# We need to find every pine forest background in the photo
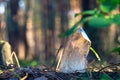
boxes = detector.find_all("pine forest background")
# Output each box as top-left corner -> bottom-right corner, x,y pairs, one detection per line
0,0 -> 120,67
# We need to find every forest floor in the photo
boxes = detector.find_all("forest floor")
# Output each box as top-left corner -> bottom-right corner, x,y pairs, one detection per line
0,63 -> 120,80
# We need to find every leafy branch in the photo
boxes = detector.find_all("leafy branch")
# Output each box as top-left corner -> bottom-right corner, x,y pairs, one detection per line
60,0 -> 120,37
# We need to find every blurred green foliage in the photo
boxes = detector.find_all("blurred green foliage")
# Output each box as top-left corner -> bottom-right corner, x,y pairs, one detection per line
100,73 -> 113,80
61,0 -> 120,37
114,14 -> 120,26
88,16 -> 112,28
111,47 -> 120,55
19,60 -> 39,67
99,0 -> 118,13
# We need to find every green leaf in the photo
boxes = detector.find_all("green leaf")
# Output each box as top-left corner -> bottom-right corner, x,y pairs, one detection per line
113,14 -> 120,26
100,1 -> 117,13
75,9 -> 97,17
111,47 -> 120,55
88,16 -> 112,28
97,0 -> 120,4
100,73 -> 113,80
97,0 -> 106,3
75,13 -> 81,17
111,0 -> 120,4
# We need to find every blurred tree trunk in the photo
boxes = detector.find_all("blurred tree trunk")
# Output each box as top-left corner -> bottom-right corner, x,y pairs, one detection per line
57,0 -> 69,44
82,0 -> 120,63
24,0 -> 35,60
7,0 -> 19,55
7,0 -> 35,60
41,0 -> 56,61
33,0 -> 43,61
7,0 -> 25,60
0,12 -> 7,40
